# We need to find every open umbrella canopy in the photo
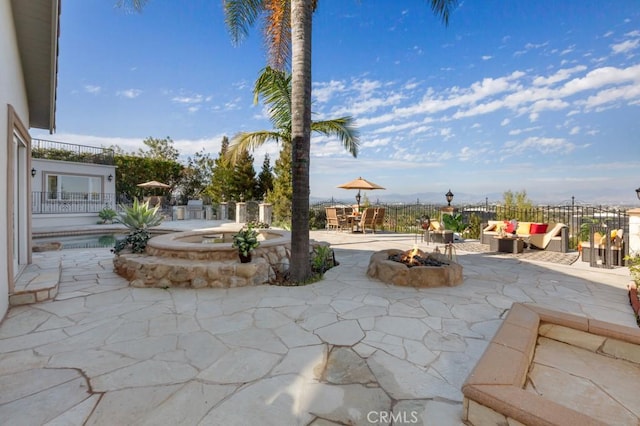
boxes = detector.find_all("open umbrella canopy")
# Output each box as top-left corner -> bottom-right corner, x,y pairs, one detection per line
337,177 -> 385,211
136,180 -> 171,189
337,177 -> 385,191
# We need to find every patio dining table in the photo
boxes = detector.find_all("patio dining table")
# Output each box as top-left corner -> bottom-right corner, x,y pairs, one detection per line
347,214 -> 361,233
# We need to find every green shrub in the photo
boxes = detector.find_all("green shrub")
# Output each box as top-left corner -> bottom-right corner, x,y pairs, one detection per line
311,245 -> 335,276
112,229 -> 151,254
625,254 -> 640,285
442,213 -> 468,233
98,207 -> 117,224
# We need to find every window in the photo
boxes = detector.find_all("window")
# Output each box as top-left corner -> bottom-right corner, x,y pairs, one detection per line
46,174 -> 102,201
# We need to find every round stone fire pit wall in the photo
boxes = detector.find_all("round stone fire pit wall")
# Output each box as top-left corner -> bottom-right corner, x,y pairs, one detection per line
366,249 -> 463,288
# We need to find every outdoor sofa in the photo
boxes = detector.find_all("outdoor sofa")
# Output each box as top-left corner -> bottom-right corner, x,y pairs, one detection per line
481,220 -> 569,253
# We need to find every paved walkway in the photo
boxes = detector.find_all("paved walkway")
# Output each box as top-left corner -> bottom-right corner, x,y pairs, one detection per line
1,223 -> 635,425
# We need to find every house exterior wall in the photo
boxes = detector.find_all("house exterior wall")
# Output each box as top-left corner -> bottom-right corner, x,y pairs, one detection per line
31,158 -> 117,229
1,0 -> 30,319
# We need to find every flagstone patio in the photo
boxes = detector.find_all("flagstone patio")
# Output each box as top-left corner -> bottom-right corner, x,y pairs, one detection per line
1,223 -> 635,425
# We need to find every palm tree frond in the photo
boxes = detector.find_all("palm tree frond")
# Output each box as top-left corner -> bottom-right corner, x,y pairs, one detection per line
224,0 -> 264,45
115,0 -> 148,13
254,67 -> 292,130
227,131 -> 284,164
263,0 -> 291,70
311,117 -> 360,158
427,0 -> 459,25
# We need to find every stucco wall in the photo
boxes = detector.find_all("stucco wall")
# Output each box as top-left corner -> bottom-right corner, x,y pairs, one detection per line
31,159 -> 117,229
0,0 -> 30,319
31,159 -> 117,195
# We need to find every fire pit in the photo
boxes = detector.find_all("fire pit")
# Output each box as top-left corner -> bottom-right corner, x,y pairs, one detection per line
367,248 -> 463,288
388,247 -> 449,267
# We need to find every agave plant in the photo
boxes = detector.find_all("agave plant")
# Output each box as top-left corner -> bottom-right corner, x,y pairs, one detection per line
112,199 -> 164,255
115,198 -> 164,231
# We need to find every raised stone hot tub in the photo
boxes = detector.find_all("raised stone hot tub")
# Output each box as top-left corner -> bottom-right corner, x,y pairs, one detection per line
366,249 -> 463,288
114,228 -> 291,288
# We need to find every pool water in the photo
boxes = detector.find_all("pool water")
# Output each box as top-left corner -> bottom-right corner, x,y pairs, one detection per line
33,234 -> 125,250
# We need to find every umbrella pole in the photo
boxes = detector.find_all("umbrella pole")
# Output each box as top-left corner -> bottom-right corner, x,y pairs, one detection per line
355,190 -> 362,212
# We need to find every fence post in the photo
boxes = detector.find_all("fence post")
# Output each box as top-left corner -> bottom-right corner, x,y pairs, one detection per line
219,202 -> 228,220
235,202 -> 247,224
259,203 -> 273,226
629,208 -> 640,257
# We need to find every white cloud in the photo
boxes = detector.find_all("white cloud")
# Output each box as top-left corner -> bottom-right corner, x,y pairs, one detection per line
117,89 -> 142,99
84,85 -> 101,94
481,55 -> 492,60
172,94 -> 204,104
504,136 -> 575,156
458,146 -> 489,162
532,65 -> 586,86
611,39 -> 640,55
582,83 -> 640,109
313,80 -> 346,103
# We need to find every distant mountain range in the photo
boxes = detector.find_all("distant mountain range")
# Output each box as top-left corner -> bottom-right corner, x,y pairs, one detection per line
312,189 -> 640,208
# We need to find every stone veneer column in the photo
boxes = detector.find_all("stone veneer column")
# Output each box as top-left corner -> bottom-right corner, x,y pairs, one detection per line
628,208 -> 640,256
259,203 -> 273,226
218,202 -> 228,220
236,202 -> 247,224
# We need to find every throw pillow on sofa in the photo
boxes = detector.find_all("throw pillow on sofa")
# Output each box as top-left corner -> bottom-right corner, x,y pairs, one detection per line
530,223 -> 548,234
516,222 -> 532,235
504,221 -> 515,233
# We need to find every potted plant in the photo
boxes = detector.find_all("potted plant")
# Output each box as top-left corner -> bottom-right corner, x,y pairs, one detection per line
625,254 -> 640,327
232,226 -> 260,263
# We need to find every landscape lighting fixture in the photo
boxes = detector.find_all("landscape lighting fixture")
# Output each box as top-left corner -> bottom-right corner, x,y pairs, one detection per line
445,189 -> 454,206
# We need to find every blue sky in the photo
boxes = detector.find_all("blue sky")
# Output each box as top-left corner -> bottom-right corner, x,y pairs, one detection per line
34,1 -> 640,205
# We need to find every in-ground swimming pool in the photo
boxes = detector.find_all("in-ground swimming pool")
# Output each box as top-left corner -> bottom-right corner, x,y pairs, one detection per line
32,234 -> 125,250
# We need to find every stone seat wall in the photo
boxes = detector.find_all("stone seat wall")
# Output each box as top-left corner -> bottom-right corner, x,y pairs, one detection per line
114,254 -> 272,288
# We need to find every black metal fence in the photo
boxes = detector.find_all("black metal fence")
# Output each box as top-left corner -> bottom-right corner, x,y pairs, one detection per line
32,138 -> 115,165
310,200 -> 630,253
32,192 -> 116,214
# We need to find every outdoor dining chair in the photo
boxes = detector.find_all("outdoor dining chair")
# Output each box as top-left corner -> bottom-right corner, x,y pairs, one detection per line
326,207 -> 349,231
373,207 -> 385,233
358,207 -> 377,234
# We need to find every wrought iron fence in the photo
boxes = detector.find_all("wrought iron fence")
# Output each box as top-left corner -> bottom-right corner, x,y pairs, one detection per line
32,138 -> 115,165
310,200 -> 629,253
32,192 -> 116,214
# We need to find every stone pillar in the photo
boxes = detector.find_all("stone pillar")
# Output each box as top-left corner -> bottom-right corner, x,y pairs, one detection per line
236,202 -> 247,224
259,203 -> 273,226
219,202 -> 228,220
628,208 -> 640,256
440,206 -> 458,216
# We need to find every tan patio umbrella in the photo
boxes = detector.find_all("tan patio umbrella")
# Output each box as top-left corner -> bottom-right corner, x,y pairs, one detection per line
137,180 -> 171,189
137,180 -> 171,199
337,177 -> 386,211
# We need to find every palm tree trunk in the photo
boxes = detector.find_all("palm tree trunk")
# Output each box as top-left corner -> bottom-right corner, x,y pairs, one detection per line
289,0 -> 313,282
